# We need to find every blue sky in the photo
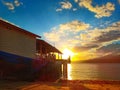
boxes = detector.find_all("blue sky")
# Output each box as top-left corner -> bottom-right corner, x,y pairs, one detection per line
1,0 -> 120,60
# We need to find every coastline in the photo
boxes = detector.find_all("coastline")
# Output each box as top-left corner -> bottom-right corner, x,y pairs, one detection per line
0,79 -> 120,90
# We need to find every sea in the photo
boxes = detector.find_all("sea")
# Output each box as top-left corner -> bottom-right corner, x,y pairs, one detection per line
67,63 -> 120,80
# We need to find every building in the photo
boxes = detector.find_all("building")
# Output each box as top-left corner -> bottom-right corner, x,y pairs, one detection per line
0,19 -> 41,79
0,19 -> 63,80
36,39 -> 62,60
0,19 -> 41,60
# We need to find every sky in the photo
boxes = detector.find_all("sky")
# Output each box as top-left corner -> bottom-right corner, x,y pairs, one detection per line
0,0 -> 120,61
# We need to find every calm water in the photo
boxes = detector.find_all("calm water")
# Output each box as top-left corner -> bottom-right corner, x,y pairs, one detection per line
68,63 -> 120,80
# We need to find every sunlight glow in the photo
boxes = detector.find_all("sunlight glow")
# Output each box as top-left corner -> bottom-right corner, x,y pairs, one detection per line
62,48 -> 74,59
68,64 -> 72,80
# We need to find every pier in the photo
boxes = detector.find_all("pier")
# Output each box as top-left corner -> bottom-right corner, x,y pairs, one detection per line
0,19 -> 70,81
56,59 -> 71,79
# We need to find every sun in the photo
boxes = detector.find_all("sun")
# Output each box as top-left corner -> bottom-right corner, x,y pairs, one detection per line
62,48 -> 74,59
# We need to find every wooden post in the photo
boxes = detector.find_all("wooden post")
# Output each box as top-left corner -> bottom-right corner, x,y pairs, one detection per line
60,54 -> 62,59
58,53 -> 59,59
68,56 -> 71,63
63,62 -> 67,79
0,71 -> 3,80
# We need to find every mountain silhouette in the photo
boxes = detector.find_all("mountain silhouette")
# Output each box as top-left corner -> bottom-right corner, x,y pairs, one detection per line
81,54 -> 120,63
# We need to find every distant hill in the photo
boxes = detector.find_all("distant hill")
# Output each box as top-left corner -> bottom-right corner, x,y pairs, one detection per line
80,55 -> 120,63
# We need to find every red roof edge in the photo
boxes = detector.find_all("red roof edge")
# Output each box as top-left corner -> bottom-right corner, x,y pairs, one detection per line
0,19 -> 41,38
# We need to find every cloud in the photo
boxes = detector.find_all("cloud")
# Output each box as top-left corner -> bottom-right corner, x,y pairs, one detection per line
74,0 -> 79,3
44,20 -> 120,52
97,42 -> 120,55
60,1 -> 72,9
73,21 -> 120,54
56,1 -> 72,11
73,8 -> 77,11
2,0 -> 22,11
118,0 -> 120,4
94,30 -> 120,43
56,8 -> 62,12
76,0 -> 115,18
73,44 -> 99,52
59,20 -> 90,33
44,29 -> 61,42
44,21 -> 120,59
44,20 -> 90,49
2,1 -> 14,10
14,0 -> 22,7
95,22 -> 120,43
57,0 -> 115,18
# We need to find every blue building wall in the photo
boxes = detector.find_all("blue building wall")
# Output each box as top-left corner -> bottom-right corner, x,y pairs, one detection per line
0,51 -> 32,64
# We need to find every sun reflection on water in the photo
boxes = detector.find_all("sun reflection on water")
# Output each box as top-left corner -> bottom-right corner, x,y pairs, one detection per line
68,64 -> 72,80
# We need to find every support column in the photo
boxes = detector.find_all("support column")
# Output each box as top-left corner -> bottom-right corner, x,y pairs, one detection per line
58,53 -> 59,59
63,62 -> 68,79
0,71 -> 3,80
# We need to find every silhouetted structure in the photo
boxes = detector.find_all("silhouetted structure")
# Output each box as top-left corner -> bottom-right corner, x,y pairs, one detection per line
0,19 -> 69,81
